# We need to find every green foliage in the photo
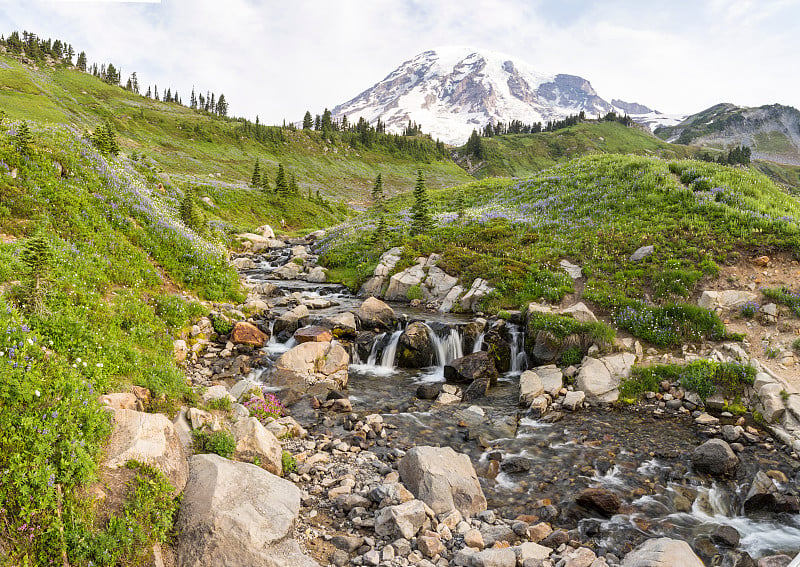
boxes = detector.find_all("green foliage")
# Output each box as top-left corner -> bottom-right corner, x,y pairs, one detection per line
559,346 -> 584,367
19,227 -> 54,310
90,120 -> 119,156
14,120 -> 33,155
180,187 -> 207,234
275,163 -> 289,197
244,394 -> 285,425
251,158 -> 261,187
611,301 -> 730,347
761,287 -> 800,316
406,284 -> 423,301
620,360 -> 755,402
152,293 -> 205,330
211,314 -> 234,336
282,451 -> 297,475
792,338 -> 800,354
206,396 -> 232,412
652,268 -> 703,300
619,365 -> 677,400
740,301 -> 759,318
527,312 -> 616,345
192,428 -> 236,458
410,169 -> 431,235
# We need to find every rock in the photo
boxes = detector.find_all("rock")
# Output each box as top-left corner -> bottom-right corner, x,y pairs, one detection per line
698,290 -> 758,311
256,224 -> 275,239
711,525 -> 741,548
576,488 -> 621,517
501,456 -> 531,473
306,266 -> 327,283
576,353 -> 635,403
104,409 -> 188,493
694,412 -> 720,426
174,454 -> 317,567
374,499 -> 429,540
230,321 -> 268,347
397,322 -> 435,368
328,312 -> 358,336
273,304 -> 310,338
540,529 -> 569,549
232,256 -> 257,270
460,278 -> 495,313
757,555 -> 793,567
629,245 -> 654,262
174,339 -> 189,363
355,297 -> 397,331
273,341 -> 349,391
721,424 -> 741,443
468,548 -> 516,567
535,365 -> 564,396
398,446 -> 487,517
744,471 -> 800,515
519,370 -> 545,405
692,439 -> 739,477
359,247 -> 403,298
439,285 -> 465,313
423,266 -> 459,304
273,261 -> 304,280
484,327 -> 512,373
562,547 -> 598,567
620,537 -> 704,566
294,326 -> 333,343
99,392 -> 140,411
445,351 -> 499,384
760,303 -> 778,324
230,379 -> 264,403
561,302 -> 597,323
384,258 -> 426,301
417,533 -> 445,558
417,382 -> 443,400
563,390 -> 585,411
560,259 -> 583,279
305,229 -> 325,241
201,385 -> 234,404
464,528 -> 485,549
527,523 -> 553,543
232,417 -> 283,475
461,377 -> 491,403
331,535 -> 364,553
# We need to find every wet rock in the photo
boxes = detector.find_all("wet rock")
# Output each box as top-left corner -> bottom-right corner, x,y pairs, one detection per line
461,320 -> 487,353
294,325 -> 333,343
744,471 -> 800,515
398,445 -> 487,517
519,370 -> 545,405
397,322 -> 435,368
692,439 -> 739,477
174,454 -> 317,567
721,550 -> 757,567
711,524 -> 741,548
531,329 -> 561,364
620,537 -> 704,566
484,327 -> 512,373
576,488 -> 621,517
417,382 -> 442,400
757,555 -> 793,567
445,351 -> 499,384
230,321 -> 268,347
461,376 -> 490,402
273,304 -> 310,338
355,297 -> 397,331
501,456 -> 532,473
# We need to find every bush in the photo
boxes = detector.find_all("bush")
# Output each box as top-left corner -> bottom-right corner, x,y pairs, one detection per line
559,346 -> 584,367
211,314 -> 234,336
406,284 -> 423,301
793,338 -> 800,354
244,394 -> 285,425
740,301 -> 758,318
206,396 -> 232,412
762,287 -> 800,316
527,312 -> 615,345
153,293 -> 205,329
612,301 -> 729,346
192,429 -> 236,458
282,451 -> 297,475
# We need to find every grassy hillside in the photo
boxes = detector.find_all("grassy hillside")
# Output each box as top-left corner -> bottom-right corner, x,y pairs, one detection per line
454,122 -> 693,179
753,160 -> 800,194
0,53 -> 473,204
321,155 -> 800,343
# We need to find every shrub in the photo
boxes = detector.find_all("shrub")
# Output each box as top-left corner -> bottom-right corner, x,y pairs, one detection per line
762,287 -> 800,316
206,396 -> 232,412
244,394 -> 285,425
211,314 -> 234,336
652,268 -> 703,299
406,284 -> 423,301
612,301 -> 729,347
282,451 -> 297,475
619,364 -> 681,401
192,429 -> 236,458
793,338 -> 800,354
153,293 -> 205,330
527,312 -> 615,345
559,346 -> 584,367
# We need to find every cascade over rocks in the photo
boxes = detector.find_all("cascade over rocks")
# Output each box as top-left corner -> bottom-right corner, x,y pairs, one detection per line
397,322 -> 435,368
273,304 -> 310,339
744,471 -> 800,515
174,454 -> 318,567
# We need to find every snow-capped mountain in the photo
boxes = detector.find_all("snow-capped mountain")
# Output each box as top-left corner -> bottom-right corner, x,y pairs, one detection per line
332,47 -> 683,145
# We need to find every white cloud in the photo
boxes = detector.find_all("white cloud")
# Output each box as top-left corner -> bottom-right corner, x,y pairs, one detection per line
1,0 -> 798,122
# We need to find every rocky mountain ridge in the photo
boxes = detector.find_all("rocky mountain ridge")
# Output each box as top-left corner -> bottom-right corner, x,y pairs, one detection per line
332,46 -> 683,145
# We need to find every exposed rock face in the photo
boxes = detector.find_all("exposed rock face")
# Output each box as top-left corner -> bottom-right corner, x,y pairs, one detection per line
397,322 -> 435,368
174,454 -> 318,567
692,439 -> 739,477
620,537 -> 704,566
698,290 -> 758,311
422,265 -> 458,304
305,266 -> 327,283
231,321 -> 268,347
444,351 -> 498,384
398,446 -> 487,517
273,342 -> 349,391
359,247 -> 403,298
384,258 -> 426,302
232,417 -> 283,475
460,278 -> 494,312
575,353 -> 635,403
355,297 -> 397,331
104,408 -> 188,493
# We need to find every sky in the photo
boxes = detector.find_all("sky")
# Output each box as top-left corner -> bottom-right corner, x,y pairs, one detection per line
1,0 -> 799,123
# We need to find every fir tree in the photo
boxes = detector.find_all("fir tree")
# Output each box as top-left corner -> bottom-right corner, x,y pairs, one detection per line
190,87 -> 197,109
371,173 -> 385,214
251,159 -> 261,187
20,227 -> 53,312
303,111 -> 313,130
145,85 -> 152,98
289,173 -> 299,195
260,169 -> 270,192
76,51 -> 87,71
455,192 -> 466,220
372,215 -> 388,246
410,169 -> 431,235
180,188 -> 206,234
14,121 -> 33,155
466,129 -> 485,160
275,164 -> 289,197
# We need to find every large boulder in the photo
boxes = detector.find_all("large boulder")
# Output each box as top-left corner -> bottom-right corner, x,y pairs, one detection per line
484,327 -> 512,373
384,258 -> 426,301
231,321 -> 268,347
422,266 -> 458,304
273,342 -> 349,391
621,537 -> 704,566
439,285 -> 465,313
232,417 -> 283,475
305,266 -> 327,283
174,454 -> 318,567
273,304 -> 310,338
104,408 -> 188,493
534,365 -> 564,397
255,224 -> 275,239
294,326 -> 333,343
561,302 -> 598,323
744,471 -> 800,515
576,353 -> 636,403
398,446 -> 487,517
692,439 -> 739,477
273,261 -> 303,280
519,370 -> 545,405
459,278 -> 494,312
445,351 -> 499,384
698,290 -> 758,311
355,297 -> 397,332
397,322 -> 436,368
358,247 -> 403,298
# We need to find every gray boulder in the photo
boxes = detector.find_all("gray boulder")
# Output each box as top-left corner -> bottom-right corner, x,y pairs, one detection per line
629,245 -> 654,262
692,439 -> 739,477
273,304 -> 310,338
355,297 -> 397,332
698,290 -> 758,311
232,417 -> 283,476
273,341 -> 349,391
445,351 -> 499,384
744,471 -> 800,515
374,499 -> 429,540
460,278 -> 495,312
621,537 -> 704,566
519,370 -> 545,405
384,258 -> 426,301
397,322 -> 435,368
576,353 -> 635,403
358,247 -> 403,298
174,454 -> 318,567
398,446 -> 487,517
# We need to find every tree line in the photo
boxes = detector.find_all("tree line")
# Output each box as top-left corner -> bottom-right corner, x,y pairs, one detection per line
697,145 -> 752,165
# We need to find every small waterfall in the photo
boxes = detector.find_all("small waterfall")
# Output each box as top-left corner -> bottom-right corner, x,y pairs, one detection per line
380,331 -> 402,368
472,332 -> 485,353
426,324 -> 463,367
508,324 -> 528,374
350,343 -> 362,365
366,332 -> 386,366
267,320 -> 276,345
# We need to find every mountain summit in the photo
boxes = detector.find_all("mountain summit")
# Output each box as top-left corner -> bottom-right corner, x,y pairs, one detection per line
333,47 -> 679,145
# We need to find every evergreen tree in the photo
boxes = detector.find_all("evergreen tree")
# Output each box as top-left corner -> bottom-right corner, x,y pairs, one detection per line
165,88 -> 172,102
260,168 -> 270,192
371,173 -> 385,214
466,129 -> 485,160
372,215 -> 388,246
314,115 -> 321,130
289,173 -> 299,195
76,51 -> 87,71
215,94 -> 227,116
145,85 -> 152,98
180,188 -> 206,234
154,85 -> 159,101
410,169 -> 431,236
275,164 -> 289,196
251,159 -> 261,187
14,121 -> 33,155
303,111 -> 313,130
190,87 -> 197,109
20,227 -> 53,312
91,121 -> 119,156
455,192 -> 466,220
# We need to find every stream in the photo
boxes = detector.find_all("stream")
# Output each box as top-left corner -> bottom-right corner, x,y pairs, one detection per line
240,244 -> 800,561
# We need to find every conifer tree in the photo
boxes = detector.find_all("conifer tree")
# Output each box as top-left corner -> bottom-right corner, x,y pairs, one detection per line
14,121 -> 33,155
190,87 -> 197,109
289,173 -> 299,195
260,168 -> 270,192
455,192 -> 466,220
251,159 -> 261,187
145,85 -> 152,98
275,164 -> 289,197
372,215 -> 388,246
76,51 -> 87,71
21,227 -> 53,312
303,111 -> 313,130
371,173 -> 385,214
180,188 -> 206,234
410,169 -> 431,236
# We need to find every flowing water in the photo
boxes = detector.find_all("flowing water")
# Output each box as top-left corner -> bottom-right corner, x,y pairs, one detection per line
242,245 -> 800,560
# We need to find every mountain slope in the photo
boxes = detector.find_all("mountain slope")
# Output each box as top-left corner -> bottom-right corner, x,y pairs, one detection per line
332,46 -> 682,145
655,103 -> 800,166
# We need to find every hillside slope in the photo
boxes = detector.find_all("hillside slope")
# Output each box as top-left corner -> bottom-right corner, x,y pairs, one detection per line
453,121 -> 693,179
0,53 -> 473,204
